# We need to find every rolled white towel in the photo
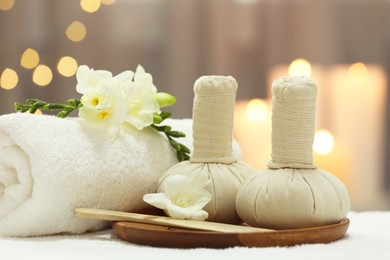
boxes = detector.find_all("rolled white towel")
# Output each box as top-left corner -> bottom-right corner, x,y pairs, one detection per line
0,113 -> 195,237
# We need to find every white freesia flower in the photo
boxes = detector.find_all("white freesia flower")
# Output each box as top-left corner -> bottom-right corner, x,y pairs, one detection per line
75,64 -> 166,138
76,65 -> 132,139
79,82 -> 129,139
125,65 -> 160,130
76,65 -> 134,95
76,65 -> 113,94
143,172 -> 212,221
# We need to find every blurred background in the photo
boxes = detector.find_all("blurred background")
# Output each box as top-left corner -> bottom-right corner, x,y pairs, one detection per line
1,0 -> 389,211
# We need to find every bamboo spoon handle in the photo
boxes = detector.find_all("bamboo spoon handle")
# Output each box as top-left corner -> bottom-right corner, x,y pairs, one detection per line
74,208 -> 273,233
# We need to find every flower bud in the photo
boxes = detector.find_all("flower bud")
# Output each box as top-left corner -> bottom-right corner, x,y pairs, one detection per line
153,114 -> 163,124
155,92 -> 176,108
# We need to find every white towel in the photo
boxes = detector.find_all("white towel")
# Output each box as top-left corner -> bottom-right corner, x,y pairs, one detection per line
0,113 -> 196,237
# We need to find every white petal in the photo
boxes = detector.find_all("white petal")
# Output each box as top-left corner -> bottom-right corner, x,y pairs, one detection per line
126,113 -> 153,130
78,106 -> 99,122
94,69 -> 112,79
165,204 -> 208,221
165,204 -> 193,219
143,193 -> 171,210
76,65 -> 90,82
190,210 -> 209,221
134,65 -> 154,87
76,65 -> 91,94
135,64 -> 145,75
114,70 -> 134,82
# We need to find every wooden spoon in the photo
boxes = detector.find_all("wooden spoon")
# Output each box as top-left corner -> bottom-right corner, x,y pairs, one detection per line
74,208 -> 273,233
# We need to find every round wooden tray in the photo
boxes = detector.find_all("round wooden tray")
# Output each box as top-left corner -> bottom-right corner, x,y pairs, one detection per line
113,218 -> 349,248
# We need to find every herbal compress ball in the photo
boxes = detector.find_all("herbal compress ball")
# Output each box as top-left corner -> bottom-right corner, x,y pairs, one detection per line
236,76 -> 350,229
158,76 -> 256,224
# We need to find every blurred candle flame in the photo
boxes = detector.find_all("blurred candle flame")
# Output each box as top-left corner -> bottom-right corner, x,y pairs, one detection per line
246,98 -> 268,122
313,129 -> 334,155
348,62 -> 368,85
288,58 -> 312,77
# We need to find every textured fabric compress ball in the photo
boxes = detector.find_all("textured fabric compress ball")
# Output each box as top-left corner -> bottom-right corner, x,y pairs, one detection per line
236,168 -> 350,229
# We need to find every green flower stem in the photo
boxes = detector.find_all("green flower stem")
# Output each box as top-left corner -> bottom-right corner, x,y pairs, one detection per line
14,98 -> 82,118
151,124 -> 190,162
14,98 -> 190,161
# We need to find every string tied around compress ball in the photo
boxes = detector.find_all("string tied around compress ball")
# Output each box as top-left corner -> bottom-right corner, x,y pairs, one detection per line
267,76 -> 317,169
190,76 -> 237,164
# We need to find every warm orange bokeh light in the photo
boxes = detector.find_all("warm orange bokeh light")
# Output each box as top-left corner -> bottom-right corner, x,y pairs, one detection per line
57,56 -> 78,77
32,65 -> 53,87
246,98 -> 268,122
288,58 -> 312,77
20,48 -> 40,69
66,21 -> 87,42
313,129 -> 335,155
80,0 -> 101,13
348,62 -> 368,85
0,0 -> 15,11
0,68 -> 18,90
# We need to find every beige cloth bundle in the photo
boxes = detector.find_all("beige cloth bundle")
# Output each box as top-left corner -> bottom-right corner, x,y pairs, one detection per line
236,76 -> 350,229
158,76 -> 256,224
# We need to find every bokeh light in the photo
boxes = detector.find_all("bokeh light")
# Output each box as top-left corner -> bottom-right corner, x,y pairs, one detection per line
32,65 -> 53,87
246,98 -> 268,122
288,58 -> 312,77
0,68 -> 18,90
348,62 -> 368,85
66,21 -> 87,42
313,129 -> 335,155
57,56 -> 78,77
20,48 -> 40,69
0,0 -> 15,11
80,0 -> 101,13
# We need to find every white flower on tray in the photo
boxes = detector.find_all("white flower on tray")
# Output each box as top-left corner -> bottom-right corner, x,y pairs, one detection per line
143,172 -> 212,221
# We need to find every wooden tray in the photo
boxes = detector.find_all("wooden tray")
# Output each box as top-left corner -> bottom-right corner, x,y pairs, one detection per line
113,218 -> 349,248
